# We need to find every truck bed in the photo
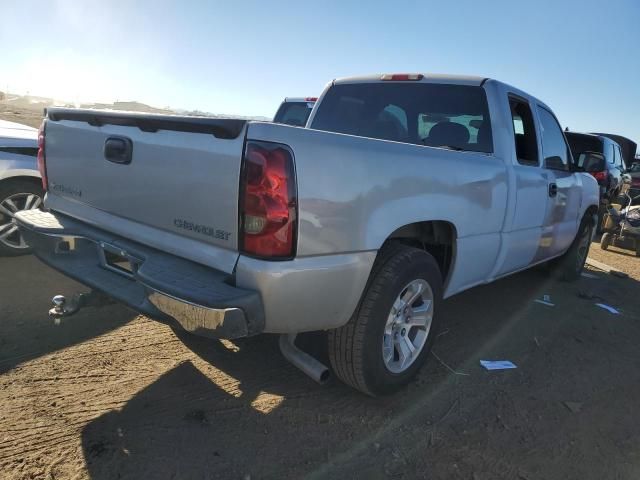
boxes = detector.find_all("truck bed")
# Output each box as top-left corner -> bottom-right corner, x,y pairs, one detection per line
43,108 -> 248,273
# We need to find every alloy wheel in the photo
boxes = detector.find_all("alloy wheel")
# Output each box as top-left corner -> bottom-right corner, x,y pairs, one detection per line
0,193 -> 43,250
382,278 -> 434,374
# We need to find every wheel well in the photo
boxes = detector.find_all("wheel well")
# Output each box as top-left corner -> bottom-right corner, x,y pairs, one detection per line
1,175 -> 42,191
383,221 -> 456,281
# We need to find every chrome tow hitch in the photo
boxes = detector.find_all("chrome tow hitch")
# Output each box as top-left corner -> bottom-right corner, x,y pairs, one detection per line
49,291 -> 116,321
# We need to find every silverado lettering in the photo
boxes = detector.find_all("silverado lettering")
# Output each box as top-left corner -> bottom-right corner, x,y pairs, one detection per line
50,182 -> 82,198
173,218 -> 231,241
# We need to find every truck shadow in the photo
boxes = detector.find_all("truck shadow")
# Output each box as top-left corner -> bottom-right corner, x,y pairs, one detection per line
80,265 -> 638,479
0,255 -> 135,374
81,341 -> 407,480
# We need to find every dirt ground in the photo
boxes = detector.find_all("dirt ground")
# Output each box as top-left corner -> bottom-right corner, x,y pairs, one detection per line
0,106 -> 44,129
0,241 -> 639,480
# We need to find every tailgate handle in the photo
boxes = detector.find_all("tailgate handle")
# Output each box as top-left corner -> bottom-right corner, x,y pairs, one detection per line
104,136 -> 133,165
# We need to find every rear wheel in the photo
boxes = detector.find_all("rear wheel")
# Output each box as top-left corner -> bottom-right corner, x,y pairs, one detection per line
0,179 -> 44,256
328,244 -> 443,396
550,216 -> 593,281
600,232 -> 612,250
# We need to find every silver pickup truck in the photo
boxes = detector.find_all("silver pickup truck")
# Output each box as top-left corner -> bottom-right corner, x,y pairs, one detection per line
16,73 -> 599,395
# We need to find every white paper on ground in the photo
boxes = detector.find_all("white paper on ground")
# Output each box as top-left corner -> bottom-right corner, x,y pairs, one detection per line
480,360 -> 518,370
534,299 -> 555,307
595,303 -> 620,315
581,272 -> 598,279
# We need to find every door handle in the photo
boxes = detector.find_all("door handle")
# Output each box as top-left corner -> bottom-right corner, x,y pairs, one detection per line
548,183 -> 558,197
104,136 -> 133,165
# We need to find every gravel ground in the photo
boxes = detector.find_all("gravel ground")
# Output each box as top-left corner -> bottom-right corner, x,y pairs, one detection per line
1,242 -> 639,479
588,237 -> 640,279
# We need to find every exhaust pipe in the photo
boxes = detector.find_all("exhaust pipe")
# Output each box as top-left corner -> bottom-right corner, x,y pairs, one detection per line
279,333 -> 330,384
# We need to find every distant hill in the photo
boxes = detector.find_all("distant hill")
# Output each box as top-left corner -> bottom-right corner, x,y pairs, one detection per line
79,100 -> 172,114
0,92 -> 269,121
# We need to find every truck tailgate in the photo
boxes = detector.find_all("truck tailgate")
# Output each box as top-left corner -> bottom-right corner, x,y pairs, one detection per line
43,109 -> 247,270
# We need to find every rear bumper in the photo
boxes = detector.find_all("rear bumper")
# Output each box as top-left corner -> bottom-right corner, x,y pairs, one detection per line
15,209 -> 264,339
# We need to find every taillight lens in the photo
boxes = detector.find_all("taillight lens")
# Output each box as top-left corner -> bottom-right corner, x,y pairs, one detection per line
240,141 -> 297,259
37,120 -> 48,191
591,170 -> 608,183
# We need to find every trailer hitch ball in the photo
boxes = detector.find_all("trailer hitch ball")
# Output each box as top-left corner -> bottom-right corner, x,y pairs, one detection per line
52,295 -> 66,309
48,290 -> 115,322
50,295 -> 68,320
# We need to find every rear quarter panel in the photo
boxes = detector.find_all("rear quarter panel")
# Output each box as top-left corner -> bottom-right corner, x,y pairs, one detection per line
579,172 -> 601,219
246,122 -> 509,296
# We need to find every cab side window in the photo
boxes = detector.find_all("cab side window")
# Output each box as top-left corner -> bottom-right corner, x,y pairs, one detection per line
537,106 -> 570,171
509,97 -> 538,166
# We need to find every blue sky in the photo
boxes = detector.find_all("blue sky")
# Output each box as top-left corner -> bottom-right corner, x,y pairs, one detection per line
2,0 -> 639,144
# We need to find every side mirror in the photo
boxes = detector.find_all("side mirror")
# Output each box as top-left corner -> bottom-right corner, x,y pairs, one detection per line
545,155 -> 566,170
576,151 -> 606,173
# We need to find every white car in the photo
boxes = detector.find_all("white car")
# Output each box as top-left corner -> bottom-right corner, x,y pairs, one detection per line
0,120 -> 44,255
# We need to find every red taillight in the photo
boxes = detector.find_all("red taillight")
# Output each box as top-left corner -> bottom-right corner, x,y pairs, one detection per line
632,177 -> 640,187
591,170 -> 608,183
37,120 -> 48,191
240,141 -> 297,259
304,97 -> 318,102
381,73 -> 424,81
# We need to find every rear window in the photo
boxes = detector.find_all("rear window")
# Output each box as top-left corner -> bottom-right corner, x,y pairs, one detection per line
273,102 -> 314,127
311,83 -> 493,153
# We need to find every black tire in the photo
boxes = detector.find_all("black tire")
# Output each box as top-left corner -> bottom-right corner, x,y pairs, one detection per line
550,215 -> 593,282
328,243 -> 443,396
0,179 -> 44,256
600,232 -> 612,251
595,208 -> 604,234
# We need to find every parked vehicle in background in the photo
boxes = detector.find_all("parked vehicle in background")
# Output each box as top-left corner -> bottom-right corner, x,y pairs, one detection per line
628,161 -> 640,204
17,73 -> 599,396
594,134 -> 637,204
0,120 -> 44,255
273,97 -> 316,126
565,132 -> 628,230
591,133 -> 637,169
601,192 -> 640,256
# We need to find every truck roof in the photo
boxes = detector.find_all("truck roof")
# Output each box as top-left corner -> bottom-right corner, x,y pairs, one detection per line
566,131 -> 603,141
333,73 -> 487,86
